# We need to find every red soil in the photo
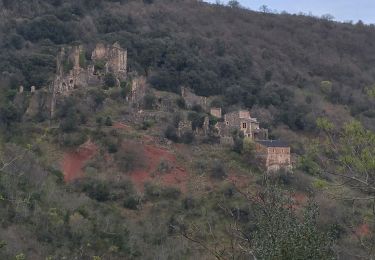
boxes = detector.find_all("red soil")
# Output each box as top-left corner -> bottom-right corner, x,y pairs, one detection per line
62,141 -> 98,182
129,144 -> 188,192
113,122 -> 131,130
355,223 -> 370,237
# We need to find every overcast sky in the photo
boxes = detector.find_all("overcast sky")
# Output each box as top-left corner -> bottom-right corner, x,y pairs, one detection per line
207,0 -> 375,24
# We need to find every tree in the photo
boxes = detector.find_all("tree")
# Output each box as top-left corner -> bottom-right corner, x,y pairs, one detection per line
104,73 -> 117,88
175,185 -> 335,259
259,5 -> 271,13
314,119 -> 375,258
316,119 -> 375,197
227,0 -> 240,8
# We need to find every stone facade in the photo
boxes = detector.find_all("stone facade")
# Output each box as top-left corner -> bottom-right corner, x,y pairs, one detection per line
181,87 -> 207,110
255,140 -> 291,172
129,76 -> 147,103
210,107 -> 222,118
91,42 -> 127,80
218,110 -> 267,140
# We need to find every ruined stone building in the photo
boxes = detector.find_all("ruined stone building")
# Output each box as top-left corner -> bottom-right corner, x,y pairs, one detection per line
212,108 -> 268,142
129,76 -> 147,104
50,42 -> 128,116
255,140 -> 291,172
181,87 -> 207,110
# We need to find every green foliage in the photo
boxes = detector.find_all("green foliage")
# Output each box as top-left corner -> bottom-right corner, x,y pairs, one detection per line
316,117 -> 335,132
251,189 -> 335,259
63,59 -> 74,73
79,51 -> 87,68
320,80 -> 333,95
104,73 -> 117,88
83,179 -> 110,202
176,97 -> 186,109
298,155 -> 321,175
105,116 -> 113,126
123,196 -> 140,210
227,0 -> 240,8
187,112 -> 205,130
94,59 -> 106,72
17,15 -> 74,44
312,179 -> 329,189
180,131 -> 194,144
366,84 -> 375,98
164,125 -> 178,142
143,92 -> 156,110
210,160 -> 227,180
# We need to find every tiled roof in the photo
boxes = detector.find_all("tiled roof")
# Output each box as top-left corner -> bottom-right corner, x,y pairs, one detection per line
256,140 -> 289,147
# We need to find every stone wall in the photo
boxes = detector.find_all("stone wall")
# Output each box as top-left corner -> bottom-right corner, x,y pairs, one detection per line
181,87 -> 207,110
130,76 -> 147,103
255,143 -> 291,172
210,107 -> 222,118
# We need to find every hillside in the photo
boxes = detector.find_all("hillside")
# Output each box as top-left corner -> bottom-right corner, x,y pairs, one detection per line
1,0 -> 375,133
0,0 -> 374,259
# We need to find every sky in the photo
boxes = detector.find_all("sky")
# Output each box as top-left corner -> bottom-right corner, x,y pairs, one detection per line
207,0 -> 375,24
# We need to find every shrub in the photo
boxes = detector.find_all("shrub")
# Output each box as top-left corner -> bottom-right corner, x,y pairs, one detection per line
210,161 -> 227,180
105,116 -> 113,126
143,92 -> 156,109
107,142 -> 118,154
165,125 -> 178,142
82,179 -> 110,202
176,97 -> 186,109
115,144 -> 145,173
320,81 -> 333,95
60,132 -> 87,147
104,73 -> 117,89
180,131 -> 194,144
123,196 -> 140,210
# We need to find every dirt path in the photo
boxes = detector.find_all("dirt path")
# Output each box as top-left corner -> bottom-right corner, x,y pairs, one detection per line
62,141 -> 98,182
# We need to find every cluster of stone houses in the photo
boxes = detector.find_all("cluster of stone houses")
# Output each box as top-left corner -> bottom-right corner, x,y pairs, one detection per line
17,42 -> 291,172
181,87 -> 292,172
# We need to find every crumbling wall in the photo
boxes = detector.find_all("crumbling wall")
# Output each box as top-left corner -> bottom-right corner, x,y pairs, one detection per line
181,87 -> 207,110
210,107 -> 222,118
130,76 -> 147,103
92,42 -> 127,80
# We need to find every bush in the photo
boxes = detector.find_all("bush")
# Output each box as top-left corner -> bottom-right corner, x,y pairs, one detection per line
180,131 -> 194,144
123,196 -> 140,210
115,144 -> 144,173
210,161 -> 227,180
83,180 -> 110,202
176,97 -> 186,109
60,132 -> 87,147
165,125 -> 178,142
143,93 -> 156,109
105,116 -> 113,126
104,73 -> 117,89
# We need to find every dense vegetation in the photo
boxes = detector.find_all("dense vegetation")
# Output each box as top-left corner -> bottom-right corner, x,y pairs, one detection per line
0,0 -> 374,259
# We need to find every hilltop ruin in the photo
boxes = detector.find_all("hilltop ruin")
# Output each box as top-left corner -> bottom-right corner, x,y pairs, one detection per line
50,42 -> 128,116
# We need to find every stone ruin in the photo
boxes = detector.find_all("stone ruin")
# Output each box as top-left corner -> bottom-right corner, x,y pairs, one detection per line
129,76 -> 147,104
52,42 -> 127,96
212,109 -> 268,144
50,42 -> 128,116
181,87 -> 207,110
